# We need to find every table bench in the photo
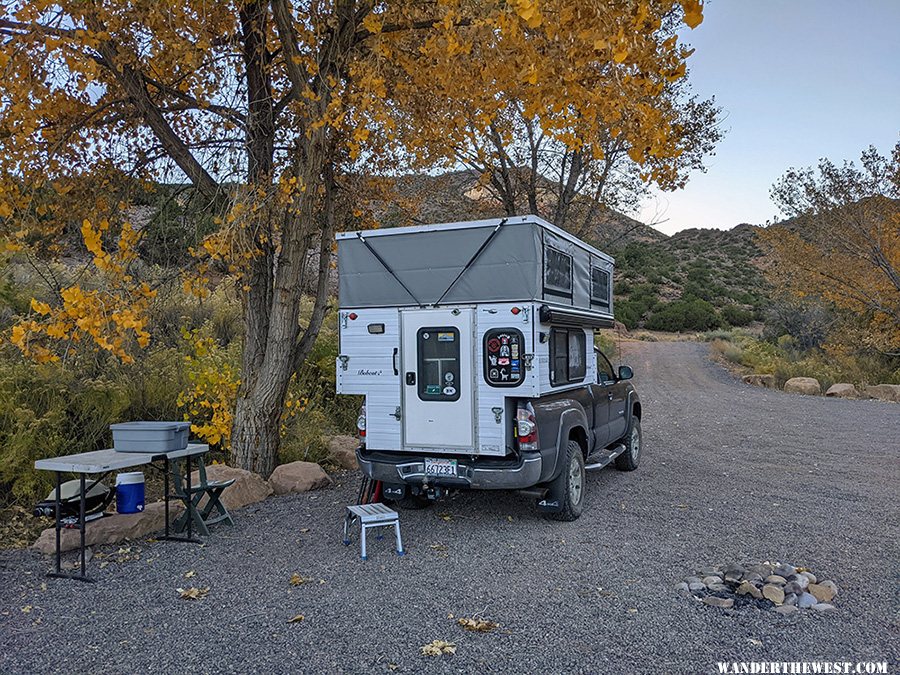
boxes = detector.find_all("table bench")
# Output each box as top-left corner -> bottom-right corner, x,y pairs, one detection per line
34,443 -> 210,582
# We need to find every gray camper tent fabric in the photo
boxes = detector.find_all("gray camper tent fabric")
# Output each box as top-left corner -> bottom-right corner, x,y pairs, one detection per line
337,216 -> 614,316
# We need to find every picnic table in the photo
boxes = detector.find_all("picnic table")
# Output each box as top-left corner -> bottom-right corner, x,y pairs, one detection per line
34,443 -> 210,582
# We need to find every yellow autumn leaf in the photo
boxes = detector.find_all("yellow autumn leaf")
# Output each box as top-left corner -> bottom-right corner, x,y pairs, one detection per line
682,0 -> 704,28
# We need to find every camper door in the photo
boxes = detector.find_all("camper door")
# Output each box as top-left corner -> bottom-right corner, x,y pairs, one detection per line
401,308 -> 475,450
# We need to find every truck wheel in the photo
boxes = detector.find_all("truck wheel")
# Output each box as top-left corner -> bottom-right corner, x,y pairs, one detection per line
615,417 -> 641,471
549,440 -> 585,521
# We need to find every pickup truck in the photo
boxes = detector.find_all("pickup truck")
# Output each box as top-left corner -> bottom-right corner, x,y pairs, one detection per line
357,346 -> 642,522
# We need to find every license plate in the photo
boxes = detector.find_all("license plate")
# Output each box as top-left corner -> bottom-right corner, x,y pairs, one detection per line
424,458 -> 457,477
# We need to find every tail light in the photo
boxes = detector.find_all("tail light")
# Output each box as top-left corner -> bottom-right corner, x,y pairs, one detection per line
357,404 -> 366,441
516,402 -> 538,452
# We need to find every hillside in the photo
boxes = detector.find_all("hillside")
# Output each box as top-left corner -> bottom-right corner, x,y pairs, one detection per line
613,223 -> 770,330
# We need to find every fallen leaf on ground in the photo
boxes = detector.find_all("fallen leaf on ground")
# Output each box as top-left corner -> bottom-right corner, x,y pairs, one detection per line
438,513 -> 452,521
748,638 -> 762,646
421,640 -> 456,656
457,617 -> 499,632
290,573 -> 312,586
299,528 -> 310,533
184,570 -> 196,579
287,614 -> 305,623
21,605 -> 32,613
506,515 -> 513,522
176,586 -> 209,600
429,543 -> 448,551
39,582 -> 47,592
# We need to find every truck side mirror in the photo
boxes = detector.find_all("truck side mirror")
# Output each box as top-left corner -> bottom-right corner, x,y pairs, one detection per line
617,365 -> 634,380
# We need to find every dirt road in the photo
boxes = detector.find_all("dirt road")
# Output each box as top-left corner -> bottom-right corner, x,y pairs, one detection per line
2,341 -> 898,673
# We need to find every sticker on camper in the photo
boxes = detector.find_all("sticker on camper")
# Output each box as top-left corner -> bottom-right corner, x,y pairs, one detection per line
426,385 -> 441,394
442,386 -> 456,396
444,372 -> 454,383
437,332 -> 455,342
498,357 -> 510,366
487,338 -> 501,352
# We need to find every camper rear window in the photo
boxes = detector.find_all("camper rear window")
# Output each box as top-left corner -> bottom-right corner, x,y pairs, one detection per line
417,327 -> 461,401
550,328 -> 586,385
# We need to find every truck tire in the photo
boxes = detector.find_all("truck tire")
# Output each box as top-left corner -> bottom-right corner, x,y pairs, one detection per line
615,416 -> 641,471
549,440 -> 585,521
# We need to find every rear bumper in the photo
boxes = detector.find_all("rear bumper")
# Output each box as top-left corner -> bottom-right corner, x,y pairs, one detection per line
356,447 -> 542,490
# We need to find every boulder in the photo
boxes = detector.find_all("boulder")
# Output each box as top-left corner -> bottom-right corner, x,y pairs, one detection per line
268,461 -> 331,495
327,435 -> 360,470
762,584 -> 785,605
742,374 -> 776,389
702,596 -> 734,609
825,383 -> 858,398
737,581 -> 762,599
864,384 -> 900,402
33,501 -> 182,554
190,464 -> 272,511
808,582 -> 836,603
783,377 -> 821,395
797,592 -> 818,608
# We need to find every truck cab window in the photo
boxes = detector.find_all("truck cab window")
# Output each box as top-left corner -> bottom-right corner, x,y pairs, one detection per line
417,327 -> 461,401
550,327 -> 586,385
596,348 -> 616,384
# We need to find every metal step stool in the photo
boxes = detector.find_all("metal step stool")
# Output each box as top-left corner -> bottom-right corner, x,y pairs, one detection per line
343,503 -> 404,560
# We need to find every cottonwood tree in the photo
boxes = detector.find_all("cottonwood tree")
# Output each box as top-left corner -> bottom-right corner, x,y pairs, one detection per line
452,56 -> 722,239
758,143 -> 900,355
1,0 -> 708,476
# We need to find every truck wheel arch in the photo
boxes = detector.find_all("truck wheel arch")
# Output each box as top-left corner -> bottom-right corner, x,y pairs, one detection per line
547,407 -> 589,481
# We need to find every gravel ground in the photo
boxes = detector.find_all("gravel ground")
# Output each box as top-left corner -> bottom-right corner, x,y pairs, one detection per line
2,341 -> 899,674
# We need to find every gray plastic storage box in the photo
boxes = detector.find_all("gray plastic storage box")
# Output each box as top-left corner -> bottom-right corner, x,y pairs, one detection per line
110,421 -> 191,453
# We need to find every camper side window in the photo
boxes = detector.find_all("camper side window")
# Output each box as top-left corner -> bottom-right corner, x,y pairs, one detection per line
591,267 -> 611,309
550,328 -> 586,386
544,246 -> 573,298
484,328 -> 525,387
416,327 -> 461,401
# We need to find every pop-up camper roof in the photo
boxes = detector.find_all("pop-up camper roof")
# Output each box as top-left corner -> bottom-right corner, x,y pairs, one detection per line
336,215 -> 614,321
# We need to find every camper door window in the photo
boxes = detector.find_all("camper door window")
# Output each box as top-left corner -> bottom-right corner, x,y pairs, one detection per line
550,328 -> 587,386
416,327 -> 461,401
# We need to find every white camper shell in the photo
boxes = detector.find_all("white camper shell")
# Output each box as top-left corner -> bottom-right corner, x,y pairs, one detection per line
335,215 -> 615,461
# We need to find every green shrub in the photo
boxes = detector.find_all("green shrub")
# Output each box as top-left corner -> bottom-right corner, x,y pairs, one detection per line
645,298 -> 721,332
722,304 -> 754,327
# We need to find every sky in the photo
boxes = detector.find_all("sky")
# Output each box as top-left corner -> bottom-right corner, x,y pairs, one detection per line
638,0 -> 900,235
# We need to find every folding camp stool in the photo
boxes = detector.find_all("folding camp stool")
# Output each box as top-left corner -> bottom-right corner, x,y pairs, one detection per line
343,503 -> 404,560
172,461 -> 235,537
